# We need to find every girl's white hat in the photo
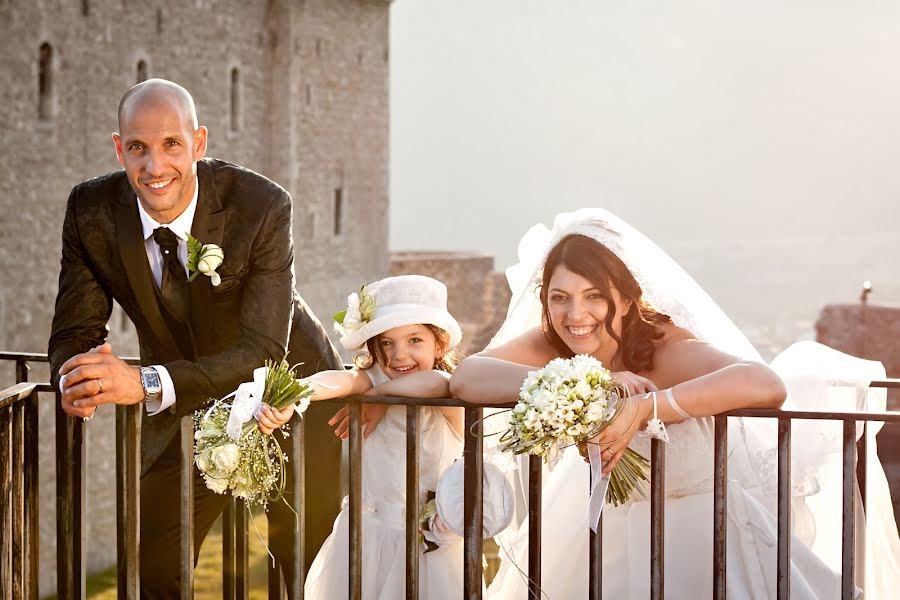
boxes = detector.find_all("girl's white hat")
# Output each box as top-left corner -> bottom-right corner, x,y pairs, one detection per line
335,275 -> 463,351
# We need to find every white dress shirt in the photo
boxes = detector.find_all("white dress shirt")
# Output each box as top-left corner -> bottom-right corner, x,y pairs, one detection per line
136,181 -> 199,415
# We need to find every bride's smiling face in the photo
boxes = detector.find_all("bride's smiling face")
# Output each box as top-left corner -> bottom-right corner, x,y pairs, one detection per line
546,265 -> 630,361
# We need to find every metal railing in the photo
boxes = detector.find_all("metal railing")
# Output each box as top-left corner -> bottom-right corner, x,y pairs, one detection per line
1,350 -> 897,599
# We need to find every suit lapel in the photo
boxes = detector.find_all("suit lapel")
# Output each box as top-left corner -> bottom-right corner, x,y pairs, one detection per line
114,179 -> 181,357
189,161 -> 226,348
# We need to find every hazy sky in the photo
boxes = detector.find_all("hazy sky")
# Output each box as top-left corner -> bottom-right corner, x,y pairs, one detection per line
389,0 -> 900,350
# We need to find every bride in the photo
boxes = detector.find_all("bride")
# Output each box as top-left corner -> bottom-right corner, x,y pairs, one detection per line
450,209 -> 900,599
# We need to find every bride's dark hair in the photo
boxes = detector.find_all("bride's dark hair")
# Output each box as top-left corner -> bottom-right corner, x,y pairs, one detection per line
540,234 -> 671,372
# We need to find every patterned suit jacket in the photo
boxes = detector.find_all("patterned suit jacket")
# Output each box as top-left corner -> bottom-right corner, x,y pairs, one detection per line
48,158 -> 341,475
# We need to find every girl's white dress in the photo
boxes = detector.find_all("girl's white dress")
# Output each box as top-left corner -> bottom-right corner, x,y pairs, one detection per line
304,366 -> 465,599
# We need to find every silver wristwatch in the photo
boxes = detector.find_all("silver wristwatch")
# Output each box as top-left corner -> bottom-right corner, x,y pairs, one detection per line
140,367 -> 162,404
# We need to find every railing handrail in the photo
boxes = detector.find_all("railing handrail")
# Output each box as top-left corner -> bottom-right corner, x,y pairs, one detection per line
0,351 -> 141,364
0,382 -> 39,409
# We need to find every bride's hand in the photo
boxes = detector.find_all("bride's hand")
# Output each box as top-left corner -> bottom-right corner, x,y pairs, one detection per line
611,371 -> 658,397
590,393 -> 653,475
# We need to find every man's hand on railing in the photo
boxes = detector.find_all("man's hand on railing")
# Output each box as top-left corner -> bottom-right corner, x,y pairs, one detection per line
59,343 -> 144,418
328,389 -> 389,440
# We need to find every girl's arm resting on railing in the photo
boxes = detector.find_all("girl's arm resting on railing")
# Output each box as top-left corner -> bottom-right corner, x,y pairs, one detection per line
330,371 -> 463,438
372,371 -> 461,435
258,369 -> 373,435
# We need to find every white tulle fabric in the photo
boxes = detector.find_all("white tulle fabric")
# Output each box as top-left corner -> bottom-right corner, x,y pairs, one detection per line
485,208 -> 899,599
304,366 -> 465,599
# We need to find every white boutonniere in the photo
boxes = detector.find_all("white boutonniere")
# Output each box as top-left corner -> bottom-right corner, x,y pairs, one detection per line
332,284 -> 376,336
186,233 -> 224,286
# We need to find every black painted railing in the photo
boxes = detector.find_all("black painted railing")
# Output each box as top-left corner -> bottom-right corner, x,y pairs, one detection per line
1,350 -> 897,599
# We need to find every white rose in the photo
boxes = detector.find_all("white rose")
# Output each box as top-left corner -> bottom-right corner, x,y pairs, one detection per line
206,477 -> 229,494
196,451 -> 211,473
197,244 -> 224,286
211,443 -> 240,473
513,402 -> 528,414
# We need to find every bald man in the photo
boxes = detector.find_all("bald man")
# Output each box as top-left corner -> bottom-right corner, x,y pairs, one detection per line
49,79 -> 342,597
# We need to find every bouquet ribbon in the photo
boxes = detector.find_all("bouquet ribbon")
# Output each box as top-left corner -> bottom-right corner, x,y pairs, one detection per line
221,366 -> 267,441
587,442 -> 610,532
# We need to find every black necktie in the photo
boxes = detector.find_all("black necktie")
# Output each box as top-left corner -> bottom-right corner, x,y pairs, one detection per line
152,227 -> 190,323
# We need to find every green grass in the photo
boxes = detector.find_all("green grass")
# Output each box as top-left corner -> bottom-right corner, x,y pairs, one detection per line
48,514 -> 275,599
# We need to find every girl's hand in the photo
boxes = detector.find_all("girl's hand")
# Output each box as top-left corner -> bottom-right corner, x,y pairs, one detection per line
328,389 -> 389,440
257,403 -> 295,435
589,393 -> 653,475
611,371 -> 658,397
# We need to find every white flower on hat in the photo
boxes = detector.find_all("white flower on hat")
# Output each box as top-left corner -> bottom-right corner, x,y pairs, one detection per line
333,285 -> 376,336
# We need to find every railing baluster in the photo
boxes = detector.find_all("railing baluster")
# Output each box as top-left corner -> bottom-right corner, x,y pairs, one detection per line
857,422 -> 867,593
650,438 -> 665,600
463,406 -> 484,599
288,414 -> 306,600
713,415 -> 727,600
55,394 -> 86,599
776,417 -> 791,600
588,484 -> 601,600
12,396 -> 25,598
348,403 -> 362,600
23,390 -> 39,600
405,406 -> 420,600
841,420 -> 856,600
528,454 -> 542,600
116,404 -> 141,599
1,406 -> 10,600
223,500 -> 236,599
235,499 -> 249,600
181,415 -> 195,598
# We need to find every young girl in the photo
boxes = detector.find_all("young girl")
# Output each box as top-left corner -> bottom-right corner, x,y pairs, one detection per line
260,274 -> 465,599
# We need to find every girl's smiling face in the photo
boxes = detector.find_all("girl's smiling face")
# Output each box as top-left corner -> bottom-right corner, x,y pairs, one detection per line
375,324 -> 442,379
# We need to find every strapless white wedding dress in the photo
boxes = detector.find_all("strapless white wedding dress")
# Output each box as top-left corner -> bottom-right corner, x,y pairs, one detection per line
486,342 -> 900,599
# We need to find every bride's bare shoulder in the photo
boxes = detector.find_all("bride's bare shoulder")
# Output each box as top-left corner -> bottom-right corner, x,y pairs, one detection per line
480,327 -> 558,366
655,322 -> 697,347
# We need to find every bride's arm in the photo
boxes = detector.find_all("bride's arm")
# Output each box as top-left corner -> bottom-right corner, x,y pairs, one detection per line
650,338 -> 787,421
449,328 -> 551,404
596,339 -> 786,475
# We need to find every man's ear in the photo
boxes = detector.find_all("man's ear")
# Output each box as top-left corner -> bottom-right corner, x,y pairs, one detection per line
112,133 -> 125,165
193,126 -> 208,161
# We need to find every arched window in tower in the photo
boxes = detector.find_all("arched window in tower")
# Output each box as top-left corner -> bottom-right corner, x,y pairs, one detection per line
230,67 -> 241,132
82,0 -> 89,17
136,60 -> 148,83
334,188 -> 344,236
37,43 -> 53,120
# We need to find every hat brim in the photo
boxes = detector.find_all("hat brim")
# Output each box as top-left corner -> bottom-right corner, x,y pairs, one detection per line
340,304 -> 463,351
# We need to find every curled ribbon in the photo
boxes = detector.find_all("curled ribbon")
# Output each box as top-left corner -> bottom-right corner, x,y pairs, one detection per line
587,442 -> 610,533
223,366 -> 267,441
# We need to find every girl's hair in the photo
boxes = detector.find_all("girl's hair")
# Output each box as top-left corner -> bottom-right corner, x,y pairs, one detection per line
540,234 -> 671,373
362,323 -> 464,373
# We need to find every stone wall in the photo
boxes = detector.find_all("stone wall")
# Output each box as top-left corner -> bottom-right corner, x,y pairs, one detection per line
0,0 -> 390,593
815,302 -> 900,523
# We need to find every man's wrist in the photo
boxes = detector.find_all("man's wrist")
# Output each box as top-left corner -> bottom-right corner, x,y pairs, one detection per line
139,366 -> 162,404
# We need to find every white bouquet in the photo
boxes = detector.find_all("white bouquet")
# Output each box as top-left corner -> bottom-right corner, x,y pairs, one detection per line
500,354 -> 650,507
193,360 -> 313,509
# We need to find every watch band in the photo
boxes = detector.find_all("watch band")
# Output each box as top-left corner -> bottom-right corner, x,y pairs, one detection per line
140,366 -> 162,404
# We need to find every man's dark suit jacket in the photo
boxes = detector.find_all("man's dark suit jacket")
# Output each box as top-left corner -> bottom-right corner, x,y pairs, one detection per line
48,158 -> 342,570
